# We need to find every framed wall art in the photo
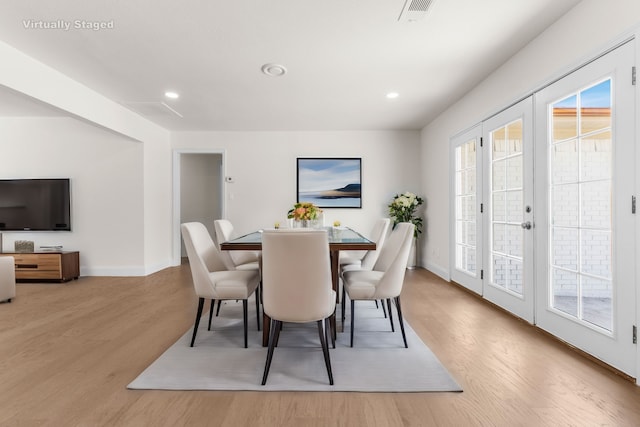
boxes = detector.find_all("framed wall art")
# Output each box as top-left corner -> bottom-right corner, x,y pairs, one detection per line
296,157 -> 362,208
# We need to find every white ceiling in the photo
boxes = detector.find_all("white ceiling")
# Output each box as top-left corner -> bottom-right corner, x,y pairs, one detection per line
0,0 -> 581,131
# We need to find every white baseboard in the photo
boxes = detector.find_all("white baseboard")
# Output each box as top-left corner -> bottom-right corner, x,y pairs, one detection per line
425,261 -> 450,282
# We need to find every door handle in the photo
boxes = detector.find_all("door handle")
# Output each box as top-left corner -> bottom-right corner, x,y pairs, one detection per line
521,221 -> 532,230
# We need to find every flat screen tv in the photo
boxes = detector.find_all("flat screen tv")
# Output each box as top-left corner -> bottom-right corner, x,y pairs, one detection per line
0,179 -> 71,231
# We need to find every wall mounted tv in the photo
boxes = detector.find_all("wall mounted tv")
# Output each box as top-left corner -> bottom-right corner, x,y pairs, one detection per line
0,179 -> 71,231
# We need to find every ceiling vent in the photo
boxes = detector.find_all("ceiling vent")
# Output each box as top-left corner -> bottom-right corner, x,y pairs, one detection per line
398,0 -> 435,22
123,101 -> 183,118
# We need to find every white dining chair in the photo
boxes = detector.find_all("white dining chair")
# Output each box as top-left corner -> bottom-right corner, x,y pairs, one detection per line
339,218 -> 390,271
260,229 -> 335,385
214,219 -> 261,271
181,222 -> 260,348
342,222 -> 415,348
340,218 -> 391,320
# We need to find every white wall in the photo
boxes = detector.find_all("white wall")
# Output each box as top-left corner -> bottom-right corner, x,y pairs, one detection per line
172,131 -> 421,242
420,0 -> 640,278
0,117 -> 146,275
1,37 -> 173,276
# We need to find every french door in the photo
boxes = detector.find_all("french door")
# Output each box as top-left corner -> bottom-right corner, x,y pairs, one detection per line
451,97 -> 535,324
450,124 -> 483,294
451,41 -> 636,377
535,41 -> 636,376
482,98 -> 535,323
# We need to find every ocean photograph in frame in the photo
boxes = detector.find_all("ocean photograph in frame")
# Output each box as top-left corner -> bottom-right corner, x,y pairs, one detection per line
296,158 -> 362,208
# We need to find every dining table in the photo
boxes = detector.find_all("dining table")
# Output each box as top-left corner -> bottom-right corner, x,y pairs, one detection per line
220,226 -> 376,346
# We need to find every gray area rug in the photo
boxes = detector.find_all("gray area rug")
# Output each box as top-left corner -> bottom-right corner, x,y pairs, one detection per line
128,298 -> 462,392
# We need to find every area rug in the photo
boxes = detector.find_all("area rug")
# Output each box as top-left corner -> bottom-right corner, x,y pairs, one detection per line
128,298 -> 461,392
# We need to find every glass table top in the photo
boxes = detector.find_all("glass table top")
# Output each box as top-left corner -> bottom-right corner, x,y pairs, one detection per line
226,227 -> 373,245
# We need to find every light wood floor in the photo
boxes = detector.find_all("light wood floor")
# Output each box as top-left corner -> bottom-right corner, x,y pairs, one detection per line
1,264 -> 639,426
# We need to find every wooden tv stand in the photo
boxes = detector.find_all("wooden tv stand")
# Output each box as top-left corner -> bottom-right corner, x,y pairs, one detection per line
0,251 -> 80,282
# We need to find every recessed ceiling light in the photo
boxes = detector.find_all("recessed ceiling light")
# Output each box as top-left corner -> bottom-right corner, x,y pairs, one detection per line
164,91 -> 179,99
261,63 -> 287,77
386,92 -> 400,99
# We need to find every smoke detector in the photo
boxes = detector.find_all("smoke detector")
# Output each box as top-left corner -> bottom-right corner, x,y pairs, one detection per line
398,0 -> 435,22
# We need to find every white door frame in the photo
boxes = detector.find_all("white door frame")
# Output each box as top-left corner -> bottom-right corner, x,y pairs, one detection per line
171,148 -> 226,265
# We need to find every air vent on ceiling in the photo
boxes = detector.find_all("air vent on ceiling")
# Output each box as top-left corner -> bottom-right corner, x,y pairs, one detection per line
123,101 -> 183,118
398,0 -> 435,22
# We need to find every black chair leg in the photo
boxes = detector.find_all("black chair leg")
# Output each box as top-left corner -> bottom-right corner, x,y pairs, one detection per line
350,299 -> 355,347
375,300 -> 379,308
395,296 -> 408,348
243,299 -> 248,348
216,300 -> 222,316
190,297 -> 205,347
317,320 -> 334,385
262,319 -> 281,385
326,316 -> 335,349
255,287 -> 261,331
387,298 -> 395,332
208,299 -> 215,330
341,285 -> 346,323
381,299 -> 387,318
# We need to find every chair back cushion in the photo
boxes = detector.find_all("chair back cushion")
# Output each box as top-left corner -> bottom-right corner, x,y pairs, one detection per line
213,219 -> 238,270
261,229 -> 335,322
373,222 -> 415,297
360,218 -> 391,270
214,219 -> 260,269
181,222 -> 226,297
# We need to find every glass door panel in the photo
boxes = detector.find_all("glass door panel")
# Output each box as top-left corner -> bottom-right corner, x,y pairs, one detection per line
451,124 -> 483,294
483,97 -> 534,322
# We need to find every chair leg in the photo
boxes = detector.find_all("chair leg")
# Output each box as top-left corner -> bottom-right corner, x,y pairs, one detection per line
325,316 -> 335,349
317,320 -> 334,385
395,296 -> 408,348
387,298 -> 395,332
190,297 -> 205,347
381,299 -> 387,318
350,299 -> 355,347
243,299 -> 248,348
341,284 -> 346,323
208,299 -> 215,330
255,287 -> 261,331
262,319 -> 281,385
375,300 -> 379,308
216,300 -> 222,316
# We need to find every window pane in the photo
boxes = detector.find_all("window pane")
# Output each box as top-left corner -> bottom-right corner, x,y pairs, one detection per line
552,139 -> 578,184
552,227 -> 578,271
552,184 -> 579,226
507,120 -> 523,156
580,229 -> 611,279
493,128 -> 507,160
581,276 -> 612,331
580,181 -> 610,229
552,268 -> 578,316
581,80 -> 611,134
506,156 -> 523,189
552,95 -> 577,141
506,190 -> 523,223
492,159 -> 506,191
581,131 -> 611,181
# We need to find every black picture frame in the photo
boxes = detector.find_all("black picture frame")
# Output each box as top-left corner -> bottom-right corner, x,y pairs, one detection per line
296,158 -> 362,208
